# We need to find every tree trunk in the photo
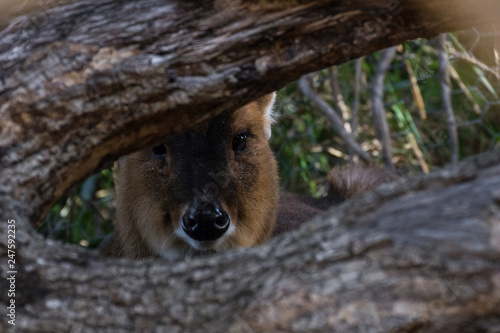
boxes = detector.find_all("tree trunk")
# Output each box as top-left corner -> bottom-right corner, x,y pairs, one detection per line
2,152 -> 500,332
1,0 -> 499,223
1,0 -> 499,331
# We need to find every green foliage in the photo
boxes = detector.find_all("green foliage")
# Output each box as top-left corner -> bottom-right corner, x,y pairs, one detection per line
272,33 -> 499,194
270,84 -> 342,196
38,170 -> 115,249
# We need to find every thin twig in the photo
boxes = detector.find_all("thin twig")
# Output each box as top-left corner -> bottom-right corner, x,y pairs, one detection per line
495,26 -> 500,68
328,66 -> 353,161
328,66 -> 350,122
448,64 -> 482,114
449,51 -> 500,80
404,58 -> 427,120
351,57 -> 362,135
299,74 -> 372,164
408,132 -> 430,173
371,46 -> 397,171
437,34 -> 459,165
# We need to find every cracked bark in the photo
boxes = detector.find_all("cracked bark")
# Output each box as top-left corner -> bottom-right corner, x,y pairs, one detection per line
3,152 -> 500,332
1,0 -> 500,331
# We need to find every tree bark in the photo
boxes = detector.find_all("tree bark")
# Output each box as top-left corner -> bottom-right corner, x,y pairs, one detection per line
1,0 -> 500,331
2,151 -> 500,332
1,0 -> 500,223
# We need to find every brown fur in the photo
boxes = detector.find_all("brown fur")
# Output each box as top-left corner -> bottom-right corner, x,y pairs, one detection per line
101,94 -> 279,259
101,93 -> 398,258
273,165 -> 398,236
327,164 -> 398,203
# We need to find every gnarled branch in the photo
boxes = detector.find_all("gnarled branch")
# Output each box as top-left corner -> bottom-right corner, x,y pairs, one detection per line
1,0 -> 500,331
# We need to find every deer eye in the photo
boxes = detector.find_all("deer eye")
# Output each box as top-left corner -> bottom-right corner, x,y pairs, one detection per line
151,143 -> 167,157
232,132 -> 249,153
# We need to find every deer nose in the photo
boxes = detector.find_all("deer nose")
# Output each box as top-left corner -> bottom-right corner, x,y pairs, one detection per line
181,203 -> 230,241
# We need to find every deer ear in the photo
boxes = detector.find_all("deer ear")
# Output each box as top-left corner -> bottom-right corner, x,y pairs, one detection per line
257,92 -> 276,140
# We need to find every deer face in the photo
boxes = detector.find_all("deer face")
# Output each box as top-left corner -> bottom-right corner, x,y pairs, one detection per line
113,94 -> 279,258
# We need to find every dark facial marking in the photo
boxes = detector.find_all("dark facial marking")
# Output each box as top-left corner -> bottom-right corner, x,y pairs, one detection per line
166,114 -> 237,204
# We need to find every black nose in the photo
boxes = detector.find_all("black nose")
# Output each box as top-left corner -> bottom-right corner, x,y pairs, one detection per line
181,203 -> 230,241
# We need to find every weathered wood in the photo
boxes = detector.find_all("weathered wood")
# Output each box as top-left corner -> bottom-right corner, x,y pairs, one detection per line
1,0 -> 500,331
1,0 -> 500,223
1,152 -> 500,332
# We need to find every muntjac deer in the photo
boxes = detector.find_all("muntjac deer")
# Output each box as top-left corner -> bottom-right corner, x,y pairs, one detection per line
101,93 -> 395,258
